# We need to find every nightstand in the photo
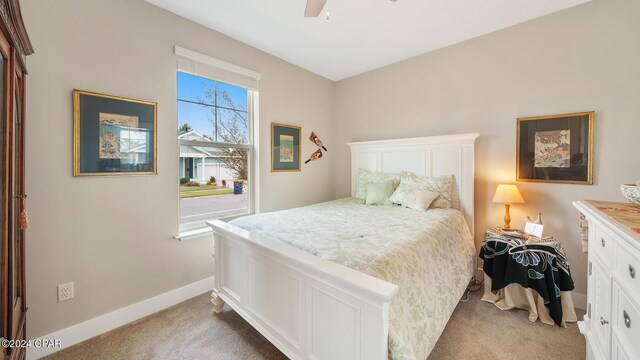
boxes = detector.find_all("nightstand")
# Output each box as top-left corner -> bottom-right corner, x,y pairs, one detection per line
479,227 -> 577,327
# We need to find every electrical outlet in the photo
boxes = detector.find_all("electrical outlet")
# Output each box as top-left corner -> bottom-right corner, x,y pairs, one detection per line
58,282 -> 74,302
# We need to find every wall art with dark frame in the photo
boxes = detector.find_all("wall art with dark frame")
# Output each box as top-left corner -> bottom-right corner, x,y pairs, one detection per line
271,122 -> 301,172
517,111 -> 594,184
73,90 -> 157,176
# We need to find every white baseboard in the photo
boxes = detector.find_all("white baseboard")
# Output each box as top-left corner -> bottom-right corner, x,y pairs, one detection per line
26,276 -> 214,360
572,291 -> 587,311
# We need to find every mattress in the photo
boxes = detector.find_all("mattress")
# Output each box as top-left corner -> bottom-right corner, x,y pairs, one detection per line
229,197 -> 476,360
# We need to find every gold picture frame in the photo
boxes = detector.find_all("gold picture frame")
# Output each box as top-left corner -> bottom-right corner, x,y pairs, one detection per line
516,111 -> 594,184
271,123 -> 301,172
73,90 -> 158,176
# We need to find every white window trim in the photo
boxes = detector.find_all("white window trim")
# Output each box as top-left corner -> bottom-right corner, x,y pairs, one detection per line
175,227 -> 212,241
175,46 -> 261,82
175,48 -> 260,239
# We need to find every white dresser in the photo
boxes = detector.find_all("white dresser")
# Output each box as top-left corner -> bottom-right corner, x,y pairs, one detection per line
574,200 -> 640,360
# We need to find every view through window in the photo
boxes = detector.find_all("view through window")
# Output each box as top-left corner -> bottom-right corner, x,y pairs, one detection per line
177,71 -> 252,227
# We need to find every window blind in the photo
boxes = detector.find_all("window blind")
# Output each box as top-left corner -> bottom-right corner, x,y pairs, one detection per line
175,46 -> 260,90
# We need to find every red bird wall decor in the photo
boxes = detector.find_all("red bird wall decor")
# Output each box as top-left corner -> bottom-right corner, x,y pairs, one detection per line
309,131 -> 327,151
305,148 -> 323,164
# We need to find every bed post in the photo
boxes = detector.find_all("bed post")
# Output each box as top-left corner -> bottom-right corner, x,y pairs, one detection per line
211,292 -> 225,314
211,231 -> 225,315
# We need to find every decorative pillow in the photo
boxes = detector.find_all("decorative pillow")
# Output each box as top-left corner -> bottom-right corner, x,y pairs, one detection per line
403,189 -> 439,211
388,181 -> 411,205
365,180 -> 396,205
355,169 -> 401,200
389,173 -> 453,209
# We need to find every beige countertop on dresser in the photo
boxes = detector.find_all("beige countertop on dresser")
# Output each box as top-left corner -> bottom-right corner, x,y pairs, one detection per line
574,200 -> 640,252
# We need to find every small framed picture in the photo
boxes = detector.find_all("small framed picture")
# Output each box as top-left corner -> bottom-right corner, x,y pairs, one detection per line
271,123 -> 301,172
73,90 -> 157,176
516,111 -> 594,184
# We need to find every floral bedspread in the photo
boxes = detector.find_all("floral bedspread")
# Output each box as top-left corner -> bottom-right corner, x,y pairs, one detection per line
229,197 -> 476,360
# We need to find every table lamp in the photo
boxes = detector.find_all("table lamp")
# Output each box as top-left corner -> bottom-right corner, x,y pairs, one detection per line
493,184 -> 525,230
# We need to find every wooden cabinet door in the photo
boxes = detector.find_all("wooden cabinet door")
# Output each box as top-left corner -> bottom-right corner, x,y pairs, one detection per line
7,49 -> 26,360
0,2 -> 33,359
0,29 -> 9,360
0,42 -> 26,360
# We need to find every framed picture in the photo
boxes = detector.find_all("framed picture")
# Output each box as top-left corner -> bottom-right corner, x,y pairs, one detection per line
73,90 -> 157,176
517,111 -> 594,184
271,123 -> 301,172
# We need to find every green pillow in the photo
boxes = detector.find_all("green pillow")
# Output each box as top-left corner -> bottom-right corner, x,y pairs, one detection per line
356,169 -> 402,200
365,180 -> 395,205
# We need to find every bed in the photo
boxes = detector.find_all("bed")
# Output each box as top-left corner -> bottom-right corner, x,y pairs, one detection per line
207,133 -> 479,360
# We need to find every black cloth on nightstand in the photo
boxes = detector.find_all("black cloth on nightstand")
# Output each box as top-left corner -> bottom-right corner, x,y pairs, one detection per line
479,228 -> 575,326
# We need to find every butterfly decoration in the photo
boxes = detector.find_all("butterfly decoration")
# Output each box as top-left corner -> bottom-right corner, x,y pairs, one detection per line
305,148 -> 323,164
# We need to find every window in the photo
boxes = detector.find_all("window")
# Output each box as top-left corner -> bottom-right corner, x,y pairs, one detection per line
176,48 -> 259,231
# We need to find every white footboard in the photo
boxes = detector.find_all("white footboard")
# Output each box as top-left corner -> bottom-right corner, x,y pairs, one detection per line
207,220 -> 399,360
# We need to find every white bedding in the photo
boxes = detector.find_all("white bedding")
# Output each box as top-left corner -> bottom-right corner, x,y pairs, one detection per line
229,197 -> 476,360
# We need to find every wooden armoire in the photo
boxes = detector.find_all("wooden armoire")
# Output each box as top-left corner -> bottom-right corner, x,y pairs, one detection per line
0,1 -> 32,359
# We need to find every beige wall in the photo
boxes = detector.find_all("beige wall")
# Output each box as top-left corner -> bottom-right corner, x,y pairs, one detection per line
23,0 -> 335,337
335,0 -> 640,297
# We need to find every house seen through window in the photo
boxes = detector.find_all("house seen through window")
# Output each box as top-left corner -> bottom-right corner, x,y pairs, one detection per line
178,71 -> 253,227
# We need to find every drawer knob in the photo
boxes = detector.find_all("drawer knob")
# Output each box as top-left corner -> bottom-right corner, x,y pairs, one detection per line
601,238 -> 606,247
600,317 -> 609,325
623,310 -> 631,329
630,265 -> 636,279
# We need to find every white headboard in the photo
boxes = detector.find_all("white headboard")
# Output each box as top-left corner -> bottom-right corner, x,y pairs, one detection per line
347,133 -> 479,236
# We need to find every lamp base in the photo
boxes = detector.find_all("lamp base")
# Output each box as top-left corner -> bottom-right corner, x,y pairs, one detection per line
503,203 -> 512,230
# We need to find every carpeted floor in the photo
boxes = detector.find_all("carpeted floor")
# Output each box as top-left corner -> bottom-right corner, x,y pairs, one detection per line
43,289 -> 585,360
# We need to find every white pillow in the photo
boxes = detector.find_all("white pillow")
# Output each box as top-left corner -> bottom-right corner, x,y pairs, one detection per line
365,180 -> 395,205
356,169 -> 401,200
403,189 -> 439,211
389,173 -> 453,209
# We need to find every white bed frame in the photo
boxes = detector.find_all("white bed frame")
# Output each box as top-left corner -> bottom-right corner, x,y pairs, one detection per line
207,133 -> 479,360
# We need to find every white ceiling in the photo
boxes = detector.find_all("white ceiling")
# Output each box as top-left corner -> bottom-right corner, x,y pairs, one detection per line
147,0 -> 590,81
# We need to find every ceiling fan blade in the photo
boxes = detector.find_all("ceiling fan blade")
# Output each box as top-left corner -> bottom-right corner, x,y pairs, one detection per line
304,0 -> 327,17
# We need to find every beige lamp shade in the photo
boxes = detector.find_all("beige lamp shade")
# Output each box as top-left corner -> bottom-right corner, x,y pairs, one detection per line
493,184 -> 525,204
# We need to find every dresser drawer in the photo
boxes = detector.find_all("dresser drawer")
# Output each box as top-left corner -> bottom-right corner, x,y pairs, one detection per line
594,226 -> 615,267
613,284 -> 640,357
616,243 -> 640,298
613,333 -> 632,360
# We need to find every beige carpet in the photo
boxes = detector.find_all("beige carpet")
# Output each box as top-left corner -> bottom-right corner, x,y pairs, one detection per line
43,289 -> 585,360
